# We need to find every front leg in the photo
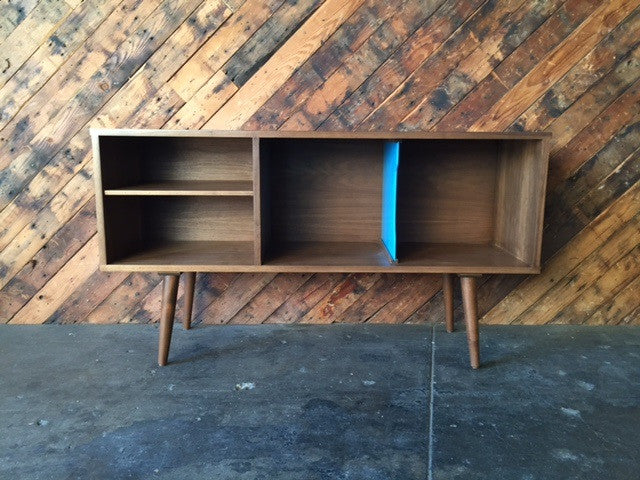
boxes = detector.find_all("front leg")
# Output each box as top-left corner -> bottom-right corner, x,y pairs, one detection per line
158,273 -> 180,366
460,275 -> 480,369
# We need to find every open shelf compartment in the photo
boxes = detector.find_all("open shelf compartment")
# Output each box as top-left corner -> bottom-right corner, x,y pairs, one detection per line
98,135 -> 254,196
101,196 -> 255,271
259,138 -> 392,268
395,139 -> 547,272
257,137 -> 546,272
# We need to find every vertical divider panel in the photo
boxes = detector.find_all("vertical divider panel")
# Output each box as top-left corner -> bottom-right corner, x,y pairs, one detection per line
252,136 -> 262,265
381,140 -> 400,262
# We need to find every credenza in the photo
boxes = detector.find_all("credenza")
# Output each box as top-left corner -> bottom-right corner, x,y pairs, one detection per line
91,129 -> 551,368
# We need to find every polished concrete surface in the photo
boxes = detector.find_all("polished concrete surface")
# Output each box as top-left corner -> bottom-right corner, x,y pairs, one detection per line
0,324 -> 638,479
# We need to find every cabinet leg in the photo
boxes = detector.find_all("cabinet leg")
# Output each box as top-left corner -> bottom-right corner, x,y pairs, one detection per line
158,274 -> 180,366
183,272 -> 196,330
443,274 -> 454,333
460,275 -> 480,369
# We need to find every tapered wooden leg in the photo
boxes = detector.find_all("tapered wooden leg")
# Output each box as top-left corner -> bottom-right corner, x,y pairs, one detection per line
158,274 -> 179,366
183,272 -> 196,330
443,274 -> 454,333
460,275 -> 480,369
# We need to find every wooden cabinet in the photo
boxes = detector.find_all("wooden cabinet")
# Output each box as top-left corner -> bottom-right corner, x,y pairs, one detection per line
92,130 -> 551,368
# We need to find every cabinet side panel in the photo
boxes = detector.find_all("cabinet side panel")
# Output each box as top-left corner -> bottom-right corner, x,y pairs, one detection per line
92,134 -> 107,266
94,135 -> 145,265
103,197 -> 143,263
99,137 -> 143,189
494,139 -> 548,267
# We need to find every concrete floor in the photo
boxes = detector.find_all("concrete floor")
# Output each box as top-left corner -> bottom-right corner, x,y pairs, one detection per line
0,324 -> 638,479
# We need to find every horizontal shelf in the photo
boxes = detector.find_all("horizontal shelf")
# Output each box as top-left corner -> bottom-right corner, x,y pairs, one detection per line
398,243 -> 533,273
102,241 -> 536,274
263,242 -> 535,273
104,180 -> 254,196
105,241 -> 255,271
266,241 -> 393,269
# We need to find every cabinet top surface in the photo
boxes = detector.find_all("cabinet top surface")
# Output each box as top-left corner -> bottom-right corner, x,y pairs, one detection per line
90,128 -> 551,140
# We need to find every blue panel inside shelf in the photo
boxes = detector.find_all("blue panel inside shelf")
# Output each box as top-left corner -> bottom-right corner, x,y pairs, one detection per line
382,141 -> 400,262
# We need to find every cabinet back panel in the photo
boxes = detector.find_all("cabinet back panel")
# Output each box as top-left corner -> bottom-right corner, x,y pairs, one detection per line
141,137 -> 253,182
99,137 -> 253,189
142,197 -> 254,243
266,139 -> 383,242
398,140 -> 499,244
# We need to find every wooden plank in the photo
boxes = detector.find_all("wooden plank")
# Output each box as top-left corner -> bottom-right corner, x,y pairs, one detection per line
621,305 -> 640,324
320,0 -> 487,130
204,0 -> 365,129
144,0 -> 233,91
0,0 -> 41,42
0,198 -> 95,323
170,70 -> 238,129
0,0 -> 71,87
359,0 -> 515,130
198,273 -> 276,324
168,0 -> 285,101
85,273 -> 160,324
0,0 -> 118,130
0,163 -> 94,290
578,147 -> 640,219
228,273 -> 313,324
549,78 -> 640,189
512,214 -> 640,325
47,268 -> 127,323
400,0 -> 560,130
263,273 -> 346,323
436,0 -> 603,131
513,8 -> 640,132
482,181 -> 640,324
540,125 -> 640,262
0,0 -> 163,171
551,115 -> 640,212
546,42 -> 640,155
8,235 -> 98,324
223,0 -> 324,87
335,274 -> 411,323
366,275 -> 441,324
586,274 -> 640,325
471,0 -> 639,131
282,0 -> 445,129
299,274 -> 379,323
549,245 -> 640,324
243,1 -> 396,130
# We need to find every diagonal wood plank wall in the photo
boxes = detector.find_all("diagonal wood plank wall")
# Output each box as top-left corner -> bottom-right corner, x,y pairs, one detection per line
1,0 -> 639,327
